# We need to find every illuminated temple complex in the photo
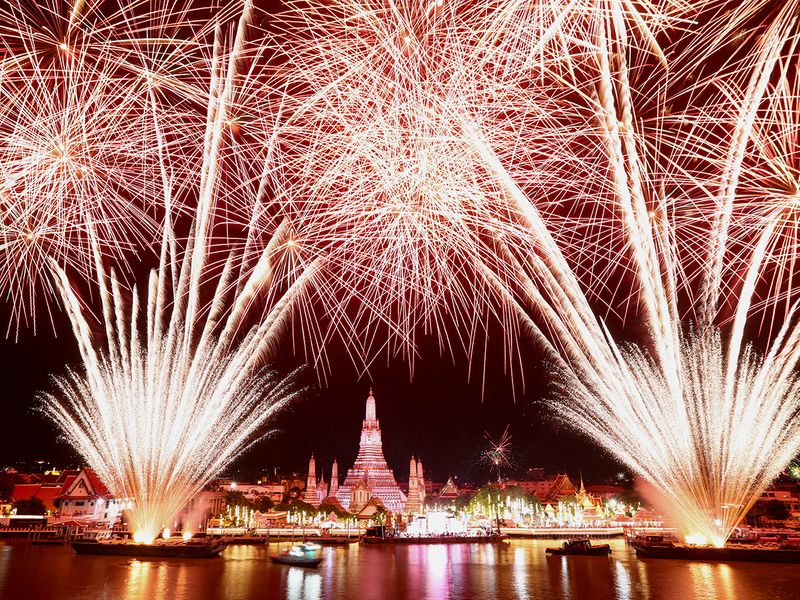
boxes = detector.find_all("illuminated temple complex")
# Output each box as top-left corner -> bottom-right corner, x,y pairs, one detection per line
336,388 -> 407,513
304,388 -> 425,514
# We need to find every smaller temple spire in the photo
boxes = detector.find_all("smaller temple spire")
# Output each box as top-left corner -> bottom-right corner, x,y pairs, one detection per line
303,454 -> 320,506
417,459 -> 425,504
330,458 -> 339,496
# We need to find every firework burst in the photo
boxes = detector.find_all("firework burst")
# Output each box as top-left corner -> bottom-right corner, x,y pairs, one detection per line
271,0 -> 800,547
39,1 -> 317,543
479,426 -> 516,483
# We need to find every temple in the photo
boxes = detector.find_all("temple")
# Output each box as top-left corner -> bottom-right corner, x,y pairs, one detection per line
405,456 -> 426,514
302,455 -> 329,507
302,455 -> 318,506
334,388 -> 407,513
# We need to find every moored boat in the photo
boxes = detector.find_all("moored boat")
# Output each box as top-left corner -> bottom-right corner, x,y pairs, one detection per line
632,535 -> 800,563
546,539 -> 611,556
270,543 -> 323,567
32,536 -> 67,545
315,535 -> 360,545
71,537 -> 227,558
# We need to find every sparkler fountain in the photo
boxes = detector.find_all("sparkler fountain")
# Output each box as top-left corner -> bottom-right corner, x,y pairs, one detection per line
33,1 -> 317,545
271,0 -> 800,547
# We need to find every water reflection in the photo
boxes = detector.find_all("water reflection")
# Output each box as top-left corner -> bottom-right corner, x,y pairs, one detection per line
124,560 -> 153,600
1,539 -> 799,600
513,546 -> 529,600
287,566 -> 321,600
613,559 -> 632,600
688,562 -> 737,600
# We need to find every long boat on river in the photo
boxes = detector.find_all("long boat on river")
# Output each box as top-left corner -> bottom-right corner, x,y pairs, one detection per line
632,536 -> 800,563
71,537 -> 227,558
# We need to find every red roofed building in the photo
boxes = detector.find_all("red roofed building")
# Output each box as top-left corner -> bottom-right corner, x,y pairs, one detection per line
53,468 -> 124,525
586,485 -> 624,500
10,483 -> 63,514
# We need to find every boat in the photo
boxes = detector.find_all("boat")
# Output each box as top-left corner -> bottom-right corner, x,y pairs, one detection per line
361,526 -> 507,544
71,537 -> 227,558
315,535 -> 360,545
632,535 -> 800,563
270,543 -> 323,567
32,535 -> 66,545
545,539 -> 611,556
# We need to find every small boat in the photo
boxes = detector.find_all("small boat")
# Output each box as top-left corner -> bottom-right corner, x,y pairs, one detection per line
546,539 -> 611,556
71,537 -> 227,558
271,543 -> 323,567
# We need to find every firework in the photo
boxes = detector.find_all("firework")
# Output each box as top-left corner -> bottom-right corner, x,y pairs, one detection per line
506,4 -> 800,546
479,426 -> 516,483
39,2 -> 314,543
272,0 -> 800,547
0,0 -> 226,334
268,0 -> 562,372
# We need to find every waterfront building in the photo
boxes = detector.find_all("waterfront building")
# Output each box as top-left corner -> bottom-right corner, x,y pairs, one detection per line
174,490 -> 225,532
438,477 -> 461,501
417,460 -> 426,506
333,388 -> 407,513
316,472 -> 329,505
53,468 -> 123,524
300,456 -> 333,507
504,472 -> 583,502
585,484 -> 625,499
9,479 -> 64,515
220,481 -> 287,503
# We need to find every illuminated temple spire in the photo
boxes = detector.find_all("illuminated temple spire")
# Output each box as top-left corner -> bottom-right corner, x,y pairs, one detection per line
365,387 -> 376,421
405,455 -> 421,514
336,388 -> 406,513
303,454 -> 320,506
330,458 -> 339,496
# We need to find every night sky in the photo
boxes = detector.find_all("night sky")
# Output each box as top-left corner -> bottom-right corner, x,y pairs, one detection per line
0,313 -> 624,485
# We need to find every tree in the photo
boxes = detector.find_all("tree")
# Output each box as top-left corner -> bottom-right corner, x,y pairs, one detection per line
745,502 -> 766,526
372,506 -> 387,525
13,497 -> 46,516
614,489 -> 643,508
453,494 -> 474,511
0,472 -> 15,501
525,494 -> 542,509
503,485 -> 526,499
765,499 -> 791,521
225,490 -> 252,509
253,496 -> 274,513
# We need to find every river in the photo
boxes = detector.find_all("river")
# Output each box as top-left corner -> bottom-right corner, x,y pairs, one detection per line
1,538 -> 799,599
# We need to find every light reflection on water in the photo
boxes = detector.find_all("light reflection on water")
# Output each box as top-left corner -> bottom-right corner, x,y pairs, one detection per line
1,539 -> 799,600
513,546 -> 529,600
